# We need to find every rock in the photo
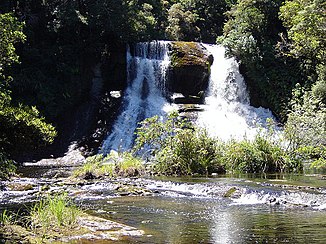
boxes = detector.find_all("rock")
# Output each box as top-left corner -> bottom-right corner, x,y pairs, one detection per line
168,42 -> 213,97
178,104 -> 204,113
6,183 -> 35,191
223,187 -> 238,198
24,144 -> 86,168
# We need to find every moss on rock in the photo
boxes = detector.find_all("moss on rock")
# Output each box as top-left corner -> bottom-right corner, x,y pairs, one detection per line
170,42 -> 211,68
168,42 -> 213,96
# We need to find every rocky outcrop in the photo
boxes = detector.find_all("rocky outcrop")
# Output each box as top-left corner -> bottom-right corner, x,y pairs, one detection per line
168,42 -> 213,98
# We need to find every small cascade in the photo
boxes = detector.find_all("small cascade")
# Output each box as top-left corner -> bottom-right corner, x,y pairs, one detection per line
197,44 -> 278,141
101,41 -> 175,153
231,187 -> 326,208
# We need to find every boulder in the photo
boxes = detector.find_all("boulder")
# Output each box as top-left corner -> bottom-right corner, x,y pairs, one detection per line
168,42 -> 213,96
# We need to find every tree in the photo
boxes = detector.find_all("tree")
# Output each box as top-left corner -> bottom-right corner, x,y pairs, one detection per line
0,13 -> 25,82
220,0 -> 301,121
280,0 -> 326,102
166,2 -> 200,41
280,0 -> 326,168
0,13 -> 56,173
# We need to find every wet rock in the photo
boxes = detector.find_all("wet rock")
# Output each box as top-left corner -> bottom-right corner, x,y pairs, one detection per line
6,183 -> 35,191
168,42 -> 213,97
0,225 -> 32,244
84,171 -> 96,180
24,144 -> 86,168
223,187 -> 238,198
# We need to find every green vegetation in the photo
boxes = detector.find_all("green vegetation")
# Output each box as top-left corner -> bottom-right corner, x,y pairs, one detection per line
0,209 -> 15,226
73,151 -> 144,179
219,0 -> 325,170
279,0 -> 326,169
134,112 -> 301,175
0,152 -> 16,180
170,42 -> 209,67
0,193 -> 85,242
0,0 -> 325,177
0,13 -> 56,179
219,0 -> 301,120
30,193 -> 81,233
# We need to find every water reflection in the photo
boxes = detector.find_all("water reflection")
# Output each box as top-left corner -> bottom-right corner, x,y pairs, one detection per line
211,209 -> 238,244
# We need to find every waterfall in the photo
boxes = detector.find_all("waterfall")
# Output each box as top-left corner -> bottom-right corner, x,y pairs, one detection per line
100,41 -> 175,153
197,44 -> 278,140
101,42 -> 278,153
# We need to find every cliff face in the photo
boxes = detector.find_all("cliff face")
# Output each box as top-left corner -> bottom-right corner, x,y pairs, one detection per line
168,42 -> 213,97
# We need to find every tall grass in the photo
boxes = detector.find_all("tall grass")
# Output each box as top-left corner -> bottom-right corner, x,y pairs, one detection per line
0,209 -> 14,226
30,193 -> 81,232
73,154 -> 115,178
73,152 -> 144,178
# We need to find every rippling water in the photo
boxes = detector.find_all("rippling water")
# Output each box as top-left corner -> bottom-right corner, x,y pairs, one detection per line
75,175 -> 326,244
1,172 -> 326,243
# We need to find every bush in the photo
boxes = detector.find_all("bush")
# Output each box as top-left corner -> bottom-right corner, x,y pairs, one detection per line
0,152 -> 16,180
223,135 -> 301,174
296,146 -> 326,170
155,128 -> 224,175
134,112 -> 303,175
134,112 -> 225,175
0,104 -> 57,156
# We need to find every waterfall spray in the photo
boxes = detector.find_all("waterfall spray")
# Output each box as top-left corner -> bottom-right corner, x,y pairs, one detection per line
197,44 -> 278,140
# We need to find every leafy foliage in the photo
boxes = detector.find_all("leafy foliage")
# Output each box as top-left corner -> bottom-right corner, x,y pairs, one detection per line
154,128 -> 224,175
0,13 -> 25,81
0,152 -> 16,180
220,0 -> 301,120
285,86 -> 326,149
280,0 -> 326,168
279,0 -> 325,64
134,112 -> 223,175
0,102 -> 57,155
0,13 -> 56,168
223,135 -> 301,173
166,3 -> 200,41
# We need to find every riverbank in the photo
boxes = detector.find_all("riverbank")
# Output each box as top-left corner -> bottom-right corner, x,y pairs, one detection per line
1,150 -> 326,243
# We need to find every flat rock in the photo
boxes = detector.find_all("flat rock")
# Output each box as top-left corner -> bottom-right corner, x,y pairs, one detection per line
65,215 -> 144,242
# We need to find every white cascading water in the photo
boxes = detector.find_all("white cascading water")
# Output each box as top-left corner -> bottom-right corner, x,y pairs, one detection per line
101,42 -> 278,153
197,44 -> 278,140
101,41 -> 175,153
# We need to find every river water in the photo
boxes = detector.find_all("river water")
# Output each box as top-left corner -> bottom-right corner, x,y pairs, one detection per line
76,175 -> 326,243
1,167 -> 326,243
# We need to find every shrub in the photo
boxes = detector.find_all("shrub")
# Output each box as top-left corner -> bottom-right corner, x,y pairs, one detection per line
296,146 -> 326,170
0,152 -> 16,180
116,152 -> 144,177
134,112 -> 303,175
155,128 -> 224,175
134,112 -> 224,175
222,135 -> 301,174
